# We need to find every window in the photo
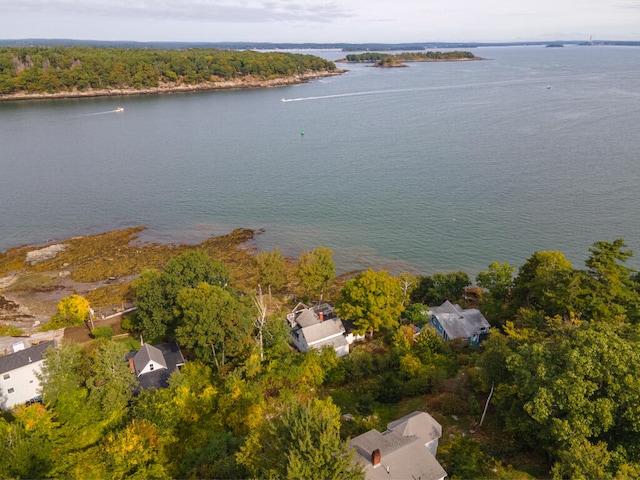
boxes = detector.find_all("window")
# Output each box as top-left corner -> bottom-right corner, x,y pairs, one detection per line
2,374 -> 9,380
7,388 -> 14,394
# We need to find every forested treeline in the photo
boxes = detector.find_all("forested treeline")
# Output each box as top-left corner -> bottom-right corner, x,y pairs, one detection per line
343,51 -> 477,62
0,46 -> 337,95
2,239 -> 640,478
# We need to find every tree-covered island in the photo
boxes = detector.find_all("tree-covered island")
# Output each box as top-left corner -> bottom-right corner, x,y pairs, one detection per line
338,51 -> 482,67
0,46 -> 342,100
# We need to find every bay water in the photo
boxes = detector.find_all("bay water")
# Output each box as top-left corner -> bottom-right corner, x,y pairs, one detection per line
1,46 -> 639,276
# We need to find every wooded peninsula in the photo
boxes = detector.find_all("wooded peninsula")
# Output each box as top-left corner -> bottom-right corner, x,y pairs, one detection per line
338,51 -> 482,67
0,46 -> 341,101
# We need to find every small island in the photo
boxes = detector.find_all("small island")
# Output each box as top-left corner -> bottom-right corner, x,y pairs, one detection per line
0,46 -> 343,101
337,50 -> 482,67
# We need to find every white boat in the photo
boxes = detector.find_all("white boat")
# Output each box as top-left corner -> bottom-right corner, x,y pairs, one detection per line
114,107 -> 124,112
280,98 -> 286,102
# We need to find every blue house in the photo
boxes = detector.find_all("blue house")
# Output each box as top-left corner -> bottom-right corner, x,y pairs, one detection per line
427,300 -> 490,347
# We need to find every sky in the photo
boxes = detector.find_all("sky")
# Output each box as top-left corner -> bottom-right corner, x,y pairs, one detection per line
1,0 -> 640,44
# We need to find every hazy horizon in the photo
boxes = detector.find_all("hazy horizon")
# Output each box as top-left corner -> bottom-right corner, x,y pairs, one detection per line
2,1 -> 639,45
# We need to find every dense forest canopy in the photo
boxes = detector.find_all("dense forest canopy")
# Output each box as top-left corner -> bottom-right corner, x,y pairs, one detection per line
0,46 -> 337,95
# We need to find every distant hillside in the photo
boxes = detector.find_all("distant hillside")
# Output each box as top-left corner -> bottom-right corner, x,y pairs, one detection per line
0,46 -> 338,97
1,38 -> 639,50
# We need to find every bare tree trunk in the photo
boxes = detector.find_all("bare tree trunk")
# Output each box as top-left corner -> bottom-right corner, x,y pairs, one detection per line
210,343 -> 220,370
254,285 -> 268,361
479,382 -> 494,428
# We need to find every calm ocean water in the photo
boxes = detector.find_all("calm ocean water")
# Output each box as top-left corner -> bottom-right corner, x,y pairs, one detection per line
1,46 -> 639,275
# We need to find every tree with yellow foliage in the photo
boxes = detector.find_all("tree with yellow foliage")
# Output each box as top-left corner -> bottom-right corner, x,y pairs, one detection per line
46,294 -> 90,329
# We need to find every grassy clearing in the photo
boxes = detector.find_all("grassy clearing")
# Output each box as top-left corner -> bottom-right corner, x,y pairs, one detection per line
114,335 -> 141,352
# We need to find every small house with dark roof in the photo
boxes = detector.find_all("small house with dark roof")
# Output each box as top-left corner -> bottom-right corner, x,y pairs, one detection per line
0,340 -> 55,410
287,303 -> 350,357
126,340 -> 185,390
427,300 -> 490,347
349,411 -> 447,480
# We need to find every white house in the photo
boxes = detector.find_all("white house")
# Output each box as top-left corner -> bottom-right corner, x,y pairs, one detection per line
428,300 -> 490,347
287,303 -> 350,357
0,340 -> 55,410
349,411 -> 447,480
131,343 -> 168,377
127,340 -> 185,390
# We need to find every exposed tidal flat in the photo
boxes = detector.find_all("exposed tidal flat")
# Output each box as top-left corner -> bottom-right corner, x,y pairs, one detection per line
1,46 -> 640,276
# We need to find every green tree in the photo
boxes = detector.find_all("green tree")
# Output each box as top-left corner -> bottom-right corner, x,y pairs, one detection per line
476,261 -> 516,324
411,271 -> 470,305
163,249 -> 230,297
0,404 -> 56,479
103,419 -> 168,479
134,250 -> 232,341
481,321 -> 640,471
476,261 -> 515,301
237,397 -> 364,479
174,282 -> 253,369
297,246 -> 335,302
256,247 -> 285,298
551,439 -> 612,480
335,269 -> 405,336
133,269 -> 173,341
579,238 -> 640,322
439,436 -> 486,479
38,342 -> 93,426
512,250 -> 576,318
86,341 -> 136,419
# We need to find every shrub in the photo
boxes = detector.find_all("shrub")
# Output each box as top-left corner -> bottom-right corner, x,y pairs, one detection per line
403,376 -> 435,397
121,316 -> 136,332
434,392 -> 470,416
92,326 -> 114,339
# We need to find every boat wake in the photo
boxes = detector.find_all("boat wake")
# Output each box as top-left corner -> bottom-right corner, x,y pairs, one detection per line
281,90 -> 398,102
81,108 -> 124,116
279,74 -> 606,104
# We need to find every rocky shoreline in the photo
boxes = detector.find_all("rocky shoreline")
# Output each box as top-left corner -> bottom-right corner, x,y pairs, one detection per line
0,69 -> 346,102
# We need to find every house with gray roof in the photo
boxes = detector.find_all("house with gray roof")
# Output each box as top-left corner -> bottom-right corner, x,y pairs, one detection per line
427,300 -> 490,347
126,340 -> 185,390
349,411 -> 447,480
287,303 -> 350,357
0,340 -> 55,410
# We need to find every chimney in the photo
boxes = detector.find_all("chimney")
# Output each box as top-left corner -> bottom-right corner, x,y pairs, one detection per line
371,449 -> 381,466
319,311 -> 324,321
129,358 -> 136,373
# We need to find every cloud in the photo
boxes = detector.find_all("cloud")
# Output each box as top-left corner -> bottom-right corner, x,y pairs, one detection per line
3,0 -> 352,23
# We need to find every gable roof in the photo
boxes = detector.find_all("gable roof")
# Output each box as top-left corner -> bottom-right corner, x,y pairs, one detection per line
133,343 -> 167,374
387,411 -> 442,442
429,300 -> 490,339
0,340 -> 55,374
295,309 -> 319,328
301,318 -> 345,345
350,411 -> 446,480
126,340 -> 185,390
